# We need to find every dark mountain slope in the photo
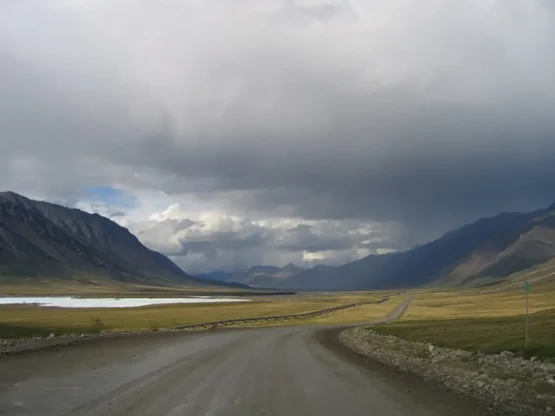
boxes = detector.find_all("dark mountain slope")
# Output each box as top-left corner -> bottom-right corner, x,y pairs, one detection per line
366,210 -> 544,289
0,192 -> 216,286
263,204 -> 555,290
459,212 -> 555,284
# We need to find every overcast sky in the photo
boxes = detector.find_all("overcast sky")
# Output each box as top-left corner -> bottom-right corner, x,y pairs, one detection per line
2,0 -> 555,273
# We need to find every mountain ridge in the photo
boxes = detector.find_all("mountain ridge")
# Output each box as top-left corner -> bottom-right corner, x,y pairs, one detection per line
0,192 -> 235,288
229,264 -> 305,287
223,202 -> 555,291
198,263 -> 306,287
4,191 -> 555,291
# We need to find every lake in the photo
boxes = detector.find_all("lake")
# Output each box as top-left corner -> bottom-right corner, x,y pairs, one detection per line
0,296 -> 249,308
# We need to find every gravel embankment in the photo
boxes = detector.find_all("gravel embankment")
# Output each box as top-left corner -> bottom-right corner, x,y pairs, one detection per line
340,328 -> 555,416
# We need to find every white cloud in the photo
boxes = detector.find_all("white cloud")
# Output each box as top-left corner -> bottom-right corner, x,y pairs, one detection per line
75,192 -> 397,273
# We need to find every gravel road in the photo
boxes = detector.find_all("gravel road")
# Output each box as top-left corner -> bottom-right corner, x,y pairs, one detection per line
0,298 -> 495,415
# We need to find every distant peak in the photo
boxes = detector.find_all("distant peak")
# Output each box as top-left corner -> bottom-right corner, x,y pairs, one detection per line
0,191 -> 21,196
249,264 -> 278,271
0,191 -> 29,202
282,262 -> 301,271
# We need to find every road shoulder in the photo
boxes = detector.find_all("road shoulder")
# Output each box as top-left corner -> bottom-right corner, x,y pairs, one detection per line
326,326 -> 551,416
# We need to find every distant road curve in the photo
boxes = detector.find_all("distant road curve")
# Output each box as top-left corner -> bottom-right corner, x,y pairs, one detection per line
357,295 -> 412,325
170,295 -> 392,330
0,296 -> 492,416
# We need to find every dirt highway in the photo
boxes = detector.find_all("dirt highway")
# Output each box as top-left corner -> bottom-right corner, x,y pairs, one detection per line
0,299 -> 494,416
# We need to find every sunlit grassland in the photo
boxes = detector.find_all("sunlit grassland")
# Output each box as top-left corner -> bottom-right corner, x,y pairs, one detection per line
374,284 -> 555,359
0,292 -> 385,338
228,295 -> 406,328
309,295 -> 405,324
402,285 -> 552,320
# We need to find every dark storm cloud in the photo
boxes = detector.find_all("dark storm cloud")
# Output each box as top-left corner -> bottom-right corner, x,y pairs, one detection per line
175,222 -> 362,257
113,90 -> 555,244
2,0 -> 555,255
277,224 -> 358,252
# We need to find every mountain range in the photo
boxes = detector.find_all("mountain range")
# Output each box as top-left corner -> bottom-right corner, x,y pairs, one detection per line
208,201 -> 555,290
0,191 -> 240,288
2,191 -> 555,291
199,263 -> 305,287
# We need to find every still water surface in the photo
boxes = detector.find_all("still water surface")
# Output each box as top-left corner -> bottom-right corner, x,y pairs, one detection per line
0,296 -> 249,308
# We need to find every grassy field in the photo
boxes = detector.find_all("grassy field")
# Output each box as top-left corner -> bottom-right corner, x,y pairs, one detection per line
403,286 -> 553,320
309,296 -> 405,324
5,272 -> 553,360
0,292 -> 387,338
227,295 -> 406,328
374,285 -> 555,359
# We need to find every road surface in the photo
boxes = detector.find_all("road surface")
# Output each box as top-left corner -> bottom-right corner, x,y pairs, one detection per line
0,300 -> 494,416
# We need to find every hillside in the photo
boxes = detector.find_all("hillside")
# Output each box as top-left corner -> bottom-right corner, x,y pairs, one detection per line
484,257 -> 555,292
256,203 -> 555,290
0,192 -> 229,287
468,213 -> 555,280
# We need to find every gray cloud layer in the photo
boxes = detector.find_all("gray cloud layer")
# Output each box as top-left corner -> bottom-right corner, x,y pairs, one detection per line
2,0 -> 555,270
128,215 -> 397,273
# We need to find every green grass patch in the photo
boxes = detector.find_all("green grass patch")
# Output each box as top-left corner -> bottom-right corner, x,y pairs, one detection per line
373,309 -> 555,360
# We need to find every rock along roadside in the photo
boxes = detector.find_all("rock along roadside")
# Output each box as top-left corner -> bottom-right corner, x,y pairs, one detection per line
340,328 -> 555,416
